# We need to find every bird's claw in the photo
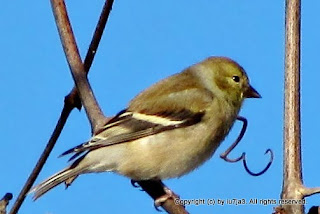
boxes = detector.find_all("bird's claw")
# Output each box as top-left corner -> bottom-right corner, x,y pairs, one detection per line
131,180 -> 144,191
131,180 -> 139,188
154,187 -> 180,211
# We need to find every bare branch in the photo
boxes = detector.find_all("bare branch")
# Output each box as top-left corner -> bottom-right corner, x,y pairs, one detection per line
83,0 -> 114,73
8,1 -> 114,214
282,0 -> 303,213
51,0 -> 105,133
282,0 -> 320,212
9,105 -> 73,214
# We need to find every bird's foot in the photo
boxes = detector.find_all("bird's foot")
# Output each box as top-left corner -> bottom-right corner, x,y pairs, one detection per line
154,187 -> 180,210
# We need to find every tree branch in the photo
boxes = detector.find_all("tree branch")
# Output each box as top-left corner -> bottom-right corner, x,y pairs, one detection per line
8,1 -> 114,214
282,0 -> 303,213
51,0 -> 105,133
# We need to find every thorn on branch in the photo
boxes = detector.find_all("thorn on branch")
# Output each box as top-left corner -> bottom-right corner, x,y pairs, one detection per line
64,88 -> 82,111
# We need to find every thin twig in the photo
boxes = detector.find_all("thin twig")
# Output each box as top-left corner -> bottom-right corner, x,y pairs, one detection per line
83,0 -> 114,73
51,0 -> 105,133
9,104 -> 73,214
282,0 -> 303,213
8,1 -> 114,214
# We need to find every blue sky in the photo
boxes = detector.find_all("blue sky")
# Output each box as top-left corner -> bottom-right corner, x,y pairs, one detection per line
1,1 -> 320,213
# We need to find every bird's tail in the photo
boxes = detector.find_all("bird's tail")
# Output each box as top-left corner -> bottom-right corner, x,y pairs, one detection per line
29,165 -> 86,200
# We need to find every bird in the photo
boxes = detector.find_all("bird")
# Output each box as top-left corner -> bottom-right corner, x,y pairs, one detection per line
30,56 -> 261,201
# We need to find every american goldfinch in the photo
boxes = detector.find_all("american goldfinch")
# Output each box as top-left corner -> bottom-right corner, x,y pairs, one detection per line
31,56 -> 260,199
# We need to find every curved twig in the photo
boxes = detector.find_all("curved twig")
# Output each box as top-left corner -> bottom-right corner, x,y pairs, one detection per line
220,116 -> 247,162
220,116 -> 273,176
243,149 -> 273,176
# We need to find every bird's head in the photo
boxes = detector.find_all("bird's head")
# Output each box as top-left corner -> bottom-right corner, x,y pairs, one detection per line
195,57 -> 261,105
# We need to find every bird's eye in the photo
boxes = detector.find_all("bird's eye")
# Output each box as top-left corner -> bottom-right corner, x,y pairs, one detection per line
232,76 -> 240,83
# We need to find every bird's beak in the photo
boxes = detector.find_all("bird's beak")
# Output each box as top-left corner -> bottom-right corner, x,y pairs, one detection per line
245,85 -> 261,98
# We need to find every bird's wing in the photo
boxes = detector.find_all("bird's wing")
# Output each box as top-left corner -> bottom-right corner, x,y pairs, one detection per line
60,87 -> 214,160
